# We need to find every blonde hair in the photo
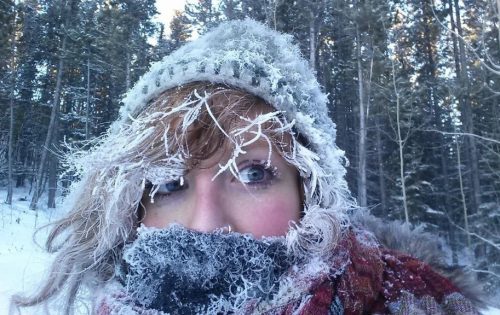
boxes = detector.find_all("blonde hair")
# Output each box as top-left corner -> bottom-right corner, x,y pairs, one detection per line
11,82 -> 351,314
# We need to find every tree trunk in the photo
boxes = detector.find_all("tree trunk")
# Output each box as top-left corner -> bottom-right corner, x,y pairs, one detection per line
6,78 -> 15,205
15,174 -> 24,188
86,54 -> 91,140
497,0 -> 500,50
356,24 -> 367,207
375,114 -> 387,213
47,152 -> 58,208
451,0 -> 482,212
391,58 -> 409,223
30,21 -> 68,210
309,11 -> 316,70
126,49 -> 131,91
456,140 -> 471,247
5,5 -> 17,205
493,96 -> 500,140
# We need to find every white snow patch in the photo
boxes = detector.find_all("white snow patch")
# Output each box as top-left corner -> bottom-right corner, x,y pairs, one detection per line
0,188 -> 63,314
484,307 -> 500,315
425,207 -> 445,215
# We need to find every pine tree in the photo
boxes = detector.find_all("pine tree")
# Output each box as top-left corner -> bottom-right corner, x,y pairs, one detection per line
168,10 -> 192,53
0,0 -> 17,204
30,0 -> 81,210
185,0 -> 221,34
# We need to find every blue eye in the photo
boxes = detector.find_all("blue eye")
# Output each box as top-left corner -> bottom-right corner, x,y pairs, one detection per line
157,178 -> 187,194
239,164 -> 276,185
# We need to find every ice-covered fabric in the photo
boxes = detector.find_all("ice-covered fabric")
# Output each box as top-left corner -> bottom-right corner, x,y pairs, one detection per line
118,225 -> 293,314
95,227 -> 480,315
113,18 -> 344,171
332,229 -> 479,314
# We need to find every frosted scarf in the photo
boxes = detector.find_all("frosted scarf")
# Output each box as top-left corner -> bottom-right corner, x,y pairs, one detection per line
118,224 -> 295,314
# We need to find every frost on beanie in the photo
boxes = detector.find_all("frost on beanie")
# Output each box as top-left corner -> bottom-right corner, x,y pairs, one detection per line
114,19 -> 334,150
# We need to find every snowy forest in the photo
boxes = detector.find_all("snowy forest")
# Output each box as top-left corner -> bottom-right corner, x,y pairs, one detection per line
0,0 -> 499,296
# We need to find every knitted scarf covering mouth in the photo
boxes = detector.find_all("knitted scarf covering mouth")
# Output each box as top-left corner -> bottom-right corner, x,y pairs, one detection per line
97,225 -> 305,314
95,225 -> 480,315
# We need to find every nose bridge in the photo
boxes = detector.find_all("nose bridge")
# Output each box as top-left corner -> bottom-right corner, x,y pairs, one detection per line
188,171 -> 227,232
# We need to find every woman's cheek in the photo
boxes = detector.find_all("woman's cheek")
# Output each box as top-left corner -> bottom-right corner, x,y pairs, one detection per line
237,194 -> 301,237
142,197 -> 189,228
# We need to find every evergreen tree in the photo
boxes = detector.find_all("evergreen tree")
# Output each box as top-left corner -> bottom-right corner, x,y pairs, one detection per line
0,0 -> 17,204
30,0 -> 81,210
185,0 -> 221,34
167,10 -> 192,53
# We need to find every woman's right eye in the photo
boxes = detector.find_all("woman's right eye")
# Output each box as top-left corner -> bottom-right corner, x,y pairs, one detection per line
157,178 -> 188,194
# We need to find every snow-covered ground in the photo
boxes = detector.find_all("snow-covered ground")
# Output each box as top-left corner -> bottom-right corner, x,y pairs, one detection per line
0,187 -> 499,314
487,308 -> 500,315
0,188 -> 61,314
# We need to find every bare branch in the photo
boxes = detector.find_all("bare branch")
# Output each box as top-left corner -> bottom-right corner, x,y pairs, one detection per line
470,269 -> 500,280
425,129 -> 500,145
454,223 -> 500,251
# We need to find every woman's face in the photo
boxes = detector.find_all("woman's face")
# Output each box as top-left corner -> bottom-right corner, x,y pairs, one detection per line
141,138 -> 302,238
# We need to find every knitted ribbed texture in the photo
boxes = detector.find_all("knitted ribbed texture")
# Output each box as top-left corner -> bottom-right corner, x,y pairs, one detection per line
387,292 -> 479,315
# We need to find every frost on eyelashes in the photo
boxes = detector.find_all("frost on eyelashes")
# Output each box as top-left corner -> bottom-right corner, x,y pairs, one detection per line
63,87 -> 327,210
59,86 -> 347,268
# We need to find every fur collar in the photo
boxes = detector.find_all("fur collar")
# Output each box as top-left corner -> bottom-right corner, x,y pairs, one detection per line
351,211 -> 486,307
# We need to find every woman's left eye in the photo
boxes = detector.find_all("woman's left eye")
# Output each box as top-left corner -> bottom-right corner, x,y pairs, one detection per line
157,178 -> 188,194
238,163 -> 276,185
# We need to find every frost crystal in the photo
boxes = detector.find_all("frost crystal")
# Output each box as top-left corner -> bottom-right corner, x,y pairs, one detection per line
121,225 -> 294,314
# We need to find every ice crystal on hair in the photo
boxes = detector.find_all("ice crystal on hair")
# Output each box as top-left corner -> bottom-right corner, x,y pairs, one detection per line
213,110 -> 295,181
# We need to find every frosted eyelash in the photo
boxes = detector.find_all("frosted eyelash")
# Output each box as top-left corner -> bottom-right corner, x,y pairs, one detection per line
147,176 -> 186,203
236,160 -> 281,186
256,160 -> 279,175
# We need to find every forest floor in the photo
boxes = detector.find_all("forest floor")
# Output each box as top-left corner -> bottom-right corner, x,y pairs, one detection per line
0,187 -> 499,314
0,187 -> 59,314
